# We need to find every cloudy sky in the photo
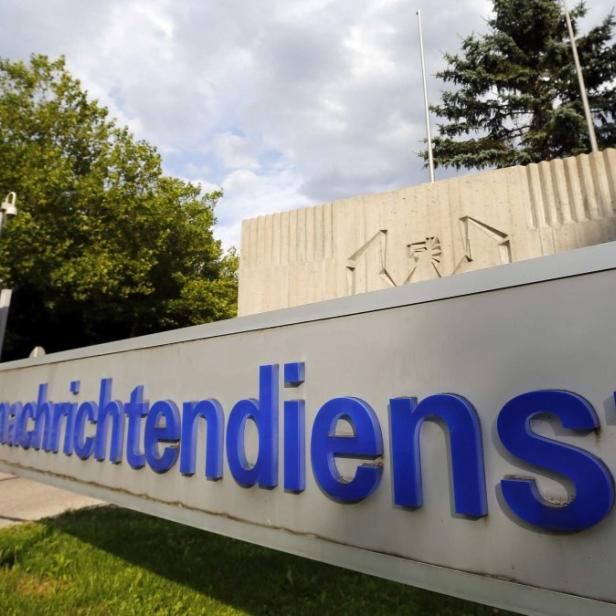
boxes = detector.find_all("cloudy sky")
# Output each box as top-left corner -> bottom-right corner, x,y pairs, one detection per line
1,0 -> 613,248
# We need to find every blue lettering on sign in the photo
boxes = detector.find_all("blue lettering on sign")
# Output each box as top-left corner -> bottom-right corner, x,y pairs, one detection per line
283,362 -> 305,493
311,397 -> 383,503
0,365 -> 614,533
144,400 -> 181,473
125,386 -> 148,470
389,394 -> 487,517
95,379 -> 125,464
226,364 -> 278,489
497,390 -> 615,532
180,399 -> 224,480
73,400 -> 97,460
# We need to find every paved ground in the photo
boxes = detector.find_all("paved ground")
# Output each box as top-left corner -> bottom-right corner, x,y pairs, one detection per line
0,473 -> 103,528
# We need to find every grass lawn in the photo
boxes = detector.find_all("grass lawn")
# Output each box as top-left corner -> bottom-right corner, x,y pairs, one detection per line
0,506 -> 519,615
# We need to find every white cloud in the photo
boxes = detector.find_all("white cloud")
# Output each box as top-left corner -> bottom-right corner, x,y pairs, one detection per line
1,0 -> 614,249
214,163 -> 312,249
212,133 -> 259,172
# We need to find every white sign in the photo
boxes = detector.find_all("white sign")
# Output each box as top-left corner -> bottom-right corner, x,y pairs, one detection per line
1,242 -> 616,616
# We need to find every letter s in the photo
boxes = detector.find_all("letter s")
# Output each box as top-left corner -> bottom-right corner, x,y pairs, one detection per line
497,390 -> 614,532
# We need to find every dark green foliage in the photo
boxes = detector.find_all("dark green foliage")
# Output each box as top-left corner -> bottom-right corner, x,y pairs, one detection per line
0,55 -> 237,359
0,506 -> 519,615
429,0 -> 616,170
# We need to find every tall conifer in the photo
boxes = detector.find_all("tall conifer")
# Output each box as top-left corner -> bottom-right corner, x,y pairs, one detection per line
430,0 -> 616,169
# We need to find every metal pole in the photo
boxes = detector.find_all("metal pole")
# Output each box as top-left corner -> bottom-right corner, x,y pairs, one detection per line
417,9 -> 435,183
0,210 -> 6,360
0,193 -> 16,361
562,1 -> 599,153
0,289 -> 12,360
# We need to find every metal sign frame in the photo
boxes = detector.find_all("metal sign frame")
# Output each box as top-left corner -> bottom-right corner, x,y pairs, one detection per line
1,242 -> 616,616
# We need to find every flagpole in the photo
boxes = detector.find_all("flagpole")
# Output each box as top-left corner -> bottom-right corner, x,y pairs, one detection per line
562,0 -> 599,153
417,9 -> 435,183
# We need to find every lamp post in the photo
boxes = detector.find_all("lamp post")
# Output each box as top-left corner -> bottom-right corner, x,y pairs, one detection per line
0,192 -> 17,360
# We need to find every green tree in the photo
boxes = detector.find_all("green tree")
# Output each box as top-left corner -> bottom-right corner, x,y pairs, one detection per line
0,55 -> 237,360
429,0 -> 616,170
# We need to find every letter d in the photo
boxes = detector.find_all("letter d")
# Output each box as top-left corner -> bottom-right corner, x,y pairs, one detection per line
226,365 -> 278,489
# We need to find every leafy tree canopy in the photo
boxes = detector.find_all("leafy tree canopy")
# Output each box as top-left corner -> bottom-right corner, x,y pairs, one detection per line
0,55 -> 237,360
429,0 -> 616,170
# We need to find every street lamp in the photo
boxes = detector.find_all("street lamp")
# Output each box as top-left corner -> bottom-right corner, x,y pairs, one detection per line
0,192 -> 17,360
0,192 -> 17,227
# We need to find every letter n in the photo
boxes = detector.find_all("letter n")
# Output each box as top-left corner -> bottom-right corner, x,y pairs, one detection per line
389,394 -> 487,517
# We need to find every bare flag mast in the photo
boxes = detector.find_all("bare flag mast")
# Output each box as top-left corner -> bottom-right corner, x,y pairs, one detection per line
561,0 -> 599,153
416,9 -> 435,184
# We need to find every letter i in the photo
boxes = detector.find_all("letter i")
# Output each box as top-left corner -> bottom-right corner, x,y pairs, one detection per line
64,380 -> 81,455
283,362 -> 305,493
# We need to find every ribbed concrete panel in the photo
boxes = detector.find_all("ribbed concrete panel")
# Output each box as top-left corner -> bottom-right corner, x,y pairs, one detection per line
564,155 -> 587,222
605,150 -> 616,204
578,154 -> 601,220
238,149 -> 616,316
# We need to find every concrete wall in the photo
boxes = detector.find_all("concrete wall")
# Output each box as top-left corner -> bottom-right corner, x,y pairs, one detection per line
238,149 -> 616,315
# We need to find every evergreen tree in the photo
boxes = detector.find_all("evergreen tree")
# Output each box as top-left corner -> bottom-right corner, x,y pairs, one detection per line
0,55 -> 237,359
429,0 -> 616,170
